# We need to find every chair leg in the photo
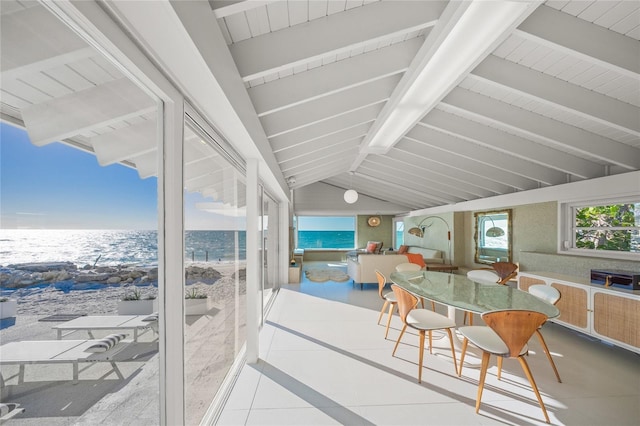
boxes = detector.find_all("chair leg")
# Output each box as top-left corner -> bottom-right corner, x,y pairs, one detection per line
431,300 -> 436,311
377,301 -> 389,325
497,356 -> 503,380
458,337 -> 469,376
384,302 -> 395,339
428,330 -> 433,354
418,330 -> 425,383
420,297 -> 425,309
445,328 -> 458,375
393,324 -> 407,356
475,351 -> 491,413
518,356 -> 550,424
536,329 -> 562,383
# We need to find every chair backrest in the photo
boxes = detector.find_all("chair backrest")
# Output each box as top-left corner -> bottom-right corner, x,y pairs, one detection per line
481,310 -> 548,358
395,262 -> 422,272
375,270 -> 387,300
391,284 -> 419,324
528,284 -> 561,305
467,269 -> 500,283
492,262 -> 518,284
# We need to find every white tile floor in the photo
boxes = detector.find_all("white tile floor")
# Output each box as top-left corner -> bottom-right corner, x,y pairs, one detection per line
217,266 -> 640,425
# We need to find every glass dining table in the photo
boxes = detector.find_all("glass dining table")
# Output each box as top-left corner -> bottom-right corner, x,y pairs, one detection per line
390,270 -> 560,352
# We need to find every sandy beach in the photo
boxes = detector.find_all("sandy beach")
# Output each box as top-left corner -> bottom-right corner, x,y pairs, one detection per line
0,261 -> 247,425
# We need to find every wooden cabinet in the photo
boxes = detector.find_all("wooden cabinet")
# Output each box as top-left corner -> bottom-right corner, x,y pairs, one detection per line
519,272 -> 640,354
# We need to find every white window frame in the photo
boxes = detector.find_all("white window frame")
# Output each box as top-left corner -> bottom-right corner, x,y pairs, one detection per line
559,196 -> 640,261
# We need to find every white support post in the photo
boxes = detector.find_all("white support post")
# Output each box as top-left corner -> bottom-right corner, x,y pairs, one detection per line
246,158 -> 259,363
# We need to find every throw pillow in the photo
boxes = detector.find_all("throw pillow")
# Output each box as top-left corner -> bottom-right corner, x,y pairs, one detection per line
85,333 -> 127,353
398,245 -> 409,254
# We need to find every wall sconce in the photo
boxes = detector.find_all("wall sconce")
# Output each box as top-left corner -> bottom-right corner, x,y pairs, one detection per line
407,216 -> 452,265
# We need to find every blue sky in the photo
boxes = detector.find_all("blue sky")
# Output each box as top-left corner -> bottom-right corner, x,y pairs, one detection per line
1,122 -> 158,229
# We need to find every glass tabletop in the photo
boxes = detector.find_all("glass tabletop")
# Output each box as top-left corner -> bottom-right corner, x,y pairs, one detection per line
390,271 -> 560,319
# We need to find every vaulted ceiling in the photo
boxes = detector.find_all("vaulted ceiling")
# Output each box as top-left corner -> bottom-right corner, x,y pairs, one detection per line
2,0 -> 639,213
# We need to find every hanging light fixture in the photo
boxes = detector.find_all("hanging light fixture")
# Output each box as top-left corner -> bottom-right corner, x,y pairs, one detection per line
485,216 -> 505,237
344,172 -> 358,204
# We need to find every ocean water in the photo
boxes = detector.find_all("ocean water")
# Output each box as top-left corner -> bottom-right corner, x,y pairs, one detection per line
0,229 -> 246,267
297,230 -> 355,249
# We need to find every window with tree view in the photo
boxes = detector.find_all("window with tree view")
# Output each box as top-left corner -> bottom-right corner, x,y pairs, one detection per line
573,202 -> 639,254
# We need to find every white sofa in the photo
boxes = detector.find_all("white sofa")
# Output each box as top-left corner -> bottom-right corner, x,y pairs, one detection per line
347,247 -> 443,289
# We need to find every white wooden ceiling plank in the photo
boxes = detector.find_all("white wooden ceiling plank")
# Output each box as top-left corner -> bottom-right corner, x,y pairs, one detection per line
385,148 -> 511,194
543,55 -> 578,78
288,0 -> 308,26
217,17 -> 233,44
265,1 -> 289,31
229,0 -> 443,80
249,38 -> 421,115
286,158 -> 352,183
530,50 -> 566,73
223,13 -> 252,43
261,74 -> 399,137
493,34 -> 525,58
1,78 -> 50,104
554,59 -> 591,82
560,0 -> 593,16
43,64 -> 94,92
308,0 -> 327,20
20,72 -> 73,98
345,1 -> 363,11
518,44 -> 554,68
291,163 -> 354,189
473,55 -> 640,136
517,4 -> 640,77
279,140 -> 361,171
321,55 -> 337,66
21,78 -> 156,146
245,6 -> 271,37
69,58 -> 117,85
610,80 -> 640,107
505,38 -> 538,64
268,104 -> 379,151
211,0 -> 281,18
1,46 -> 95,81
583,69 -> 619,91
362,157 -> 490,199
545,1 -> 570,12
0,89 -> 31,109
596,75 -> 638,103
395,138 -> 535,191
276,134 -> 363,165
1,5 -> 87,71
571,63 -> 606,86
327,0 -> 346,15
443,86 -> 640,170
277,67 -> 293,78
627,25 -> 640,41
577,0 -> 616,22
355,166 -> 464,204
594,1 -> 639,29
274,124 -> 368,162
409,123 -> 568,186
427,103 -> 601,179
280,144 -> 359,173
90,120 -> 156,166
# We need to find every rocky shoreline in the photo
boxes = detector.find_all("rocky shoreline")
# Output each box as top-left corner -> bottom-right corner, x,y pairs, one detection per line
0,261 -> 246,316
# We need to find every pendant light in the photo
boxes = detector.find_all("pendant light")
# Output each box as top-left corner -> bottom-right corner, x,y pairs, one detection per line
344,172 -> 358,204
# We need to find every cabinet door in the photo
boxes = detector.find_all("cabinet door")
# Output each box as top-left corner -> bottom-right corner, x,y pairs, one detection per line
519,275 -> 545,292
551,282 -> 589,331
592,290 -> 640,351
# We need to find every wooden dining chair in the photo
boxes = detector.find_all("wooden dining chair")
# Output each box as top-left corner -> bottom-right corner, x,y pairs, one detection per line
391,284 -> 458,383
395,263 -> 433,311
528,284 -> 562,382
492,261 -> 518,284
375,270 -> 397,339
458,309 -> 551,424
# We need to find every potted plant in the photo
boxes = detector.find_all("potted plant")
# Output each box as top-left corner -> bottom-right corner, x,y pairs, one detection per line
185,288 -> 210,315
0,297 -> 17,319
117,288 -> 158,315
